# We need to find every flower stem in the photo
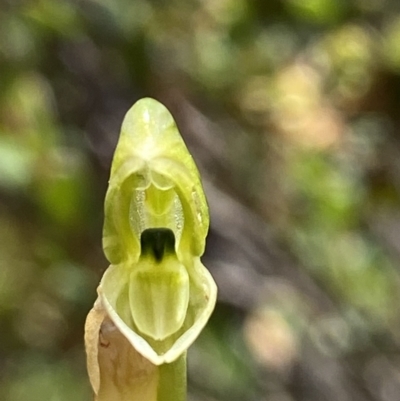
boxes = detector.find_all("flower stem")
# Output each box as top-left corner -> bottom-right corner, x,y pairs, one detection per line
157,353 -> 187,401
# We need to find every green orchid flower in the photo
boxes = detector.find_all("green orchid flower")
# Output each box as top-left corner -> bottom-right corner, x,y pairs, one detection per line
93,97 -> 217,367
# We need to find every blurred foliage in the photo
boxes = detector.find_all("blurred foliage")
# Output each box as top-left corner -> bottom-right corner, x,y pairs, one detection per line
2,1 -> 400,401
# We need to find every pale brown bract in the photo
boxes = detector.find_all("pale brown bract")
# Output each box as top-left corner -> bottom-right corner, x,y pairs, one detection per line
85,295 -> 159,401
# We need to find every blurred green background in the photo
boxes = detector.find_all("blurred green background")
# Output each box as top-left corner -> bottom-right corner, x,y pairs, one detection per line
2,0 -> 400,400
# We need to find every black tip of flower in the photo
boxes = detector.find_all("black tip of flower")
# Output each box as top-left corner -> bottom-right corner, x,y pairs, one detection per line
140,228 -> 176,262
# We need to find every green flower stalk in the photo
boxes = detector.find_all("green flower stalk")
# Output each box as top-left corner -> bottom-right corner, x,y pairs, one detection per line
85,98 -> 217,401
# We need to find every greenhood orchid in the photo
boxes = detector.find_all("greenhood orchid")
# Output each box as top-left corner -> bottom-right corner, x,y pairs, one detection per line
85,98 -> 217,401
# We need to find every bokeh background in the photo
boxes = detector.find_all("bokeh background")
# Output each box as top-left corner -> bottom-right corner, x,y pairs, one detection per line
2,1 -> 400,400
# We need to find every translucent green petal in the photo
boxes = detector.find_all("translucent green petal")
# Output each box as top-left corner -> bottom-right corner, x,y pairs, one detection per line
129,255 -> 190,340
103,98 -> 209,264
99,257 -> 216,365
